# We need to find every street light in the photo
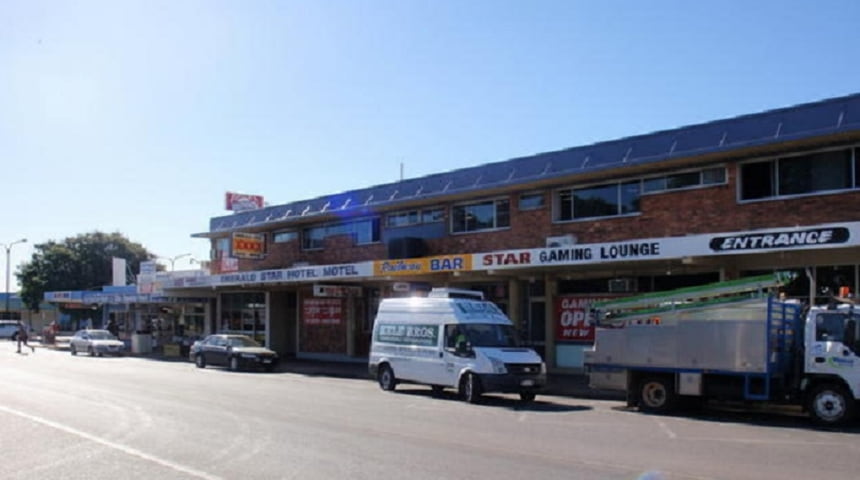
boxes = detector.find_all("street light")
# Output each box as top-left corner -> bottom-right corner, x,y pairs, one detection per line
161,253 -> 191,271
3,238 -> 27,317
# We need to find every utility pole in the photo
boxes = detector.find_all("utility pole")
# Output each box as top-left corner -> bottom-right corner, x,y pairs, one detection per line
3,238 -> 27,318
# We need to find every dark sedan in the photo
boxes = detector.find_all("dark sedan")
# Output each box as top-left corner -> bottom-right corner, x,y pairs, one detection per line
190,334 -> 279,372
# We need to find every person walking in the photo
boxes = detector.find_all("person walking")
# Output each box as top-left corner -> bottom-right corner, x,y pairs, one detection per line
16,321 -> 35,354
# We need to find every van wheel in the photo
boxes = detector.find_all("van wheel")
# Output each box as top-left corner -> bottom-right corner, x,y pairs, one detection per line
378,365 -> 396,391
638,376 -> 677,414
519,391 -> 536,403
460,373 -> 482,404
808,384 -> 855,426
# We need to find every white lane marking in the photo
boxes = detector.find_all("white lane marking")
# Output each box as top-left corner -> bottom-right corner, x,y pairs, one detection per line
0,404 -> 222,480
656,419 -> 677,439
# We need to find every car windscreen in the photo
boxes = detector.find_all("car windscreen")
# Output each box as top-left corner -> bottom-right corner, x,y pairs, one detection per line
228,336 -> 261,347
459,323 -> 520,348
88,331 -> 117,340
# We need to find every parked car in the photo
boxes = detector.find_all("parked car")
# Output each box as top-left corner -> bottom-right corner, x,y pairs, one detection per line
190,334 -> 279,372
0,320 -> 22,340
70,329 -> 125,356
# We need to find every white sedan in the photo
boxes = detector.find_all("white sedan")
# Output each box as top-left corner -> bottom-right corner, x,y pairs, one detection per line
70,329 -> 125,357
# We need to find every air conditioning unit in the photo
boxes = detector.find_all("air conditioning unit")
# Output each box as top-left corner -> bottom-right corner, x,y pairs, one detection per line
608,278 -> 638,293
546,234 -> 577,248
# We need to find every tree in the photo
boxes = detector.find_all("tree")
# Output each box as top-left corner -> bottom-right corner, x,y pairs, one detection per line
16,231 -> 155,312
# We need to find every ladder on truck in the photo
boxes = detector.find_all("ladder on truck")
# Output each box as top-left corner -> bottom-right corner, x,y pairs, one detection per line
592,272 -> 794,326
592,272 -> 801,401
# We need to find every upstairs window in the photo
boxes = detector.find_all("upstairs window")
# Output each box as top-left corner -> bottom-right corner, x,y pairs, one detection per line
273,231 -> 298,243
519,193 -> 545,210
556,181 -> 641,221
740,147 -> 857,201
643,167 -> 726,193
452,199 -> 510,233
301,218 -> 380,250
387,208 -> 445,227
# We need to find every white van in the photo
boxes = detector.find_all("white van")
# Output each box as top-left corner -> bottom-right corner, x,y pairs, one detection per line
368,288 -> 546,403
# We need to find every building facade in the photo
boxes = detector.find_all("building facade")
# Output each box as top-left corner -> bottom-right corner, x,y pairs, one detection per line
166,93 -> 860,372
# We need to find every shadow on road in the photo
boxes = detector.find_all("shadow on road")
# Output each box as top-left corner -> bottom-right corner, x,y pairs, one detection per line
610,404 -> 860,433
393,386 -> 592,413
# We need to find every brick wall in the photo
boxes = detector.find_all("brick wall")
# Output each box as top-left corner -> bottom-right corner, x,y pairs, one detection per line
223,165 -> 860,271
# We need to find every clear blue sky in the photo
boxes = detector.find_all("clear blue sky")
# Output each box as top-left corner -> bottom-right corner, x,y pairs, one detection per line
2,0 -> 859,290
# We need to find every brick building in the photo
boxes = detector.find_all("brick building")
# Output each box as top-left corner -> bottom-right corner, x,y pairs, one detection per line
180,92 -> 860,372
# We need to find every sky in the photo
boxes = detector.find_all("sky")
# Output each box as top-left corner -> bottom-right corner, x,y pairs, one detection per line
2,0 -> 859,291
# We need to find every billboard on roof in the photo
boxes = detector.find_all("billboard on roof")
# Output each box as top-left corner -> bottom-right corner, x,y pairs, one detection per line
225,192 -> 264,212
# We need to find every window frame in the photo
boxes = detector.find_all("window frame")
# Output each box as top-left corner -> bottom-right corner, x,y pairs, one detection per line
554,180 -> 642,222
518,192 -> 545,211
450,197 -> 510,234
641,166 -> 727,195
301,216 -> 381,250
738,145 -> 859,203
272,230 -> 298,243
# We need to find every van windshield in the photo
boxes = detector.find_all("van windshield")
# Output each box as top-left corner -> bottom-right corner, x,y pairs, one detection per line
447,323 -> 520,348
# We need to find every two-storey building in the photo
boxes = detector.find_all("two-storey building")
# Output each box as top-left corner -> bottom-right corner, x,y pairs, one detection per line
183,93 -> 860,372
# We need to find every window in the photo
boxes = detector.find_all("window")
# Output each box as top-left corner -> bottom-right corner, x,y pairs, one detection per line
740,146 -> 858,201
273,231 -> 298,243
302,218 -> 380,250
643,167 -> 727,193
556,181 -> 641,221
519,193 -> 545,210
387,208 -> 445,227
452,199 -> 510,233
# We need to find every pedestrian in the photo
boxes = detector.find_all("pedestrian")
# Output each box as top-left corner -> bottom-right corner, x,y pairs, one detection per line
17,322 -> 35,354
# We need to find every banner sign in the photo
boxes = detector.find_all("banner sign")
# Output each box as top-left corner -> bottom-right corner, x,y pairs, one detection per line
373,254 -> 472,276
232,232 -> 266,259
225,192 -> 264,212
555,295 -> 619,343
474,221 -> 860,270
303,298 -> 343,325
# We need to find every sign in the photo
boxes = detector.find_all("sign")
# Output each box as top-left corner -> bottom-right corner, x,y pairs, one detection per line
313,284 -> 363,298
221,257 -> 239,273
303,298 -> 343,325
473,221 -> 860,271
709,227 -> 850,252
375,323 -> 438,346
225,192 -> 264,212
555,295 -> 618,343
231,232 -> 265,259
373,254 -> 472,276
139,260 -> 157,275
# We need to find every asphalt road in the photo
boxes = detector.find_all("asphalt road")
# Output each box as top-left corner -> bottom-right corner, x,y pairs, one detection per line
1,345 -> 858,480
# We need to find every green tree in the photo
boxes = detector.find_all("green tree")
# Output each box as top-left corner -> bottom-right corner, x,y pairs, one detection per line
16,231 -> 155,312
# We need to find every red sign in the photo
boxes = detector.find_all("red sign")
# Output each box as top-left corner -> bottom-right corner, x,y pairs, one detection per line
555,295 -> 618,342
225,192 -> 264,212
231,232 -> 265,259
303,298 -> 343,325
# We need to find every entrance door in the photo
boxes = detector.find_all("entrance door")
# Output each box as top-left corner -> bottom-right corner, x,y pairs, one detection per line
523,300 -> 546,359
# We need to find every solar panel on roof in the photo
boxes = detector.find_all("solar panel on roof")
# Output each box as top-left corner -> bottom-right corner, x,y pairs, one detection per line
776,102 -> 844,137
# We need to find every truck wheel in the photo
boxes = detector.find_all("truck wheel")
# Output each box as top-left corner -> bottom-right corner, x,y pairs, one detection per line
460,372 -> 482,404
378,364 -> 396,391
638,376 -> 677,414
808,384 -> 855,426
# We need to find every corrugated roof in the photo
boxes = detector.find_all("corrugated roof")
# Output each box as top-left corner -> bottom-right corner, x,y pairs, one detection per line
205,92 -> 860,234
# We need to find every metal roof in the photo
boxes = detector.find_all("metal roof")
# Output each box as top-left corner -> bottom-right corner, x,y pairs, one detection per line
204,92 -> 860,235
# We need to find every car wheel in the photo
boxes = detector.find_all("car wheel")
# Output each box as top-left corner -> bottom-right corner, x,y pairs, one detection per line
195,354 -> 206,369
229,356 -> 239,372
377,364 -> 396,391
519,391 -> 537,403
638,376 -> 677,414
70,345 -> 77,356
88,346 -> 96,357
460,372 -> 482,404
264,364 -> 275,373
808,383 -> 855,426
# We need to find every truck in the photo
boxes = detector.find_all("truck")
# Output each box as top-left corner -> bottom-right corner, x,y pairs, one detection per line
585,273 -> 860,426
369,288 -> 546,403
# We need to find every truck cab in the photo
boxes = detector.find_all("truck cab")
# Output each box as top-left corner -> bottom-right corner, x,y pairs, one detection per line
803,304 -> 860,423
